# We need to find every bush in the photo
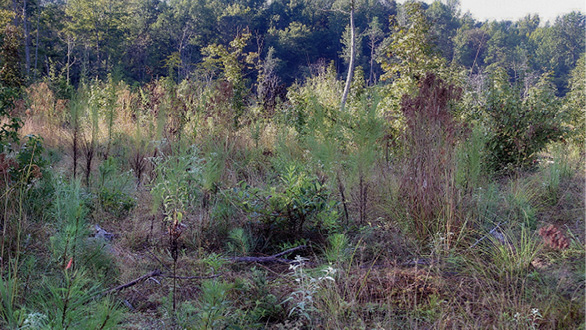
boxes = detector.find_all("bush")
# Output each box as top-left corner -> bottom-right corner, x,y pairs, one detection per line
235,164 -> 339,246
484,68 -> 566,171
0,86 -> 22,153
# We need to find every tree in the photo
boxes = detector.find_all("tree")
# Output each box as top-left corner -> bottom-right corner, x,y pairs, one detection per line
530,12 -> 585,95
65,0 -> 129,78
201,30 -> 259,125
0,9 -> 22,87
563,53 -> 585,146
364,16 -> 383,85
483,68 -> 566,170
339,0 -> 356,111
378,1 -> 447,105
453,27 -> 489,71
425,0 -> 461,62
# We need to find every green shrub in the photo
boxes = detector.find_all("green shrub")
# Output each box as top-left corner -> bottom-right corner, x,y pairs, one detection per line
235,164 -> 339,245
483,68 -> 566,171
96,158 -> 135,218
0,86 -> 22,153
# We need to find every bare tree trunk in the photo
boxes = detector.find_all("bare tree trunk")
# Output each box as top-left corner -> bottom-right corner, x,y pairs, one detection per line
340,0 -> 355,111
34,2 -> 40,80
23,0 -> 30,80
369,39 -> 376,86
67,37 -> 73,84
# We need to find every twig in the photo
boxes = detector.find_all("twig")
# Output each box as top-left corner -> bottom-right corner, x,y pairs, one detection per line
100,270 -> 162,296
144,246 -> 172,273
254,263 -> 295,283
230,245 -> 308,264
272,245 -> 308,258
160,274 -> 222,280
98,270 -> 222,297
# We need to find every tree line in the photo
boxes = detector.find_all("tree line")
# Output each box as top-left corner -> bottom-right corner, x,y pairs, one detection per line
0,0 -> 584,96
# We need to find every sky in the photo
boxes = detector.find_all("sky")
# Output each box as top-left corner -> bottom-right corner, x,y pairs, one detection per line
413,0 -> 585,24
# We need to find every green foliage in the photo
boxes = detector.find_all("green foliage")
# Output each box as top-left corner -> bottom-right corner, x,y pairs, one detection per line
285,61 -> 342,136
539,145 -> 572,205
0,268 -> 26,329
236,164 -> 339,243
483,68 -> 566,171
563,53 -> 585,146
49,178 -> 91,267
487,225 -> 541,283
189,279 -> 234,329
35,269 -> 123,329
378,2 -> 449,110
151,144 -> 202,228
0,20 -> 23,88
324,233 -> 349,265
282,257 -> 336,324
226,227 -> 253,256
201,30 -> 259,126
97,158 -> 135,218
14,135 -> 46,183
244,267 -> 283,323
0,87 -> 22,153
456,125 -> 487,192
505,178 -> 537,229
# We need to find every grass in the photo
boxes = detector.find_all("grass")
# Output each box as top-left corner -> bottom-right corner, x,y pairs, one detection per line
1,77 -> 583,329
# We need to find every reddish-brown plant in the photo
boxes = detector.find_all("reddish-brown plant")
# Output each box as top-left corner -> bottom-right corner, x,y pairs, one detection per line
399,72 -> 462,242
538,224 -> 570,250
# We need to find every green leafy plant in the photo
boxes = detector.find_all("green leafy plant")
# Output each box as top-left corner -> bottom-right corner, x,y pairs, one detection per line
36,268 -> 123,329
192,279 -> 234,329
236,164 -> 339,245
49,178 -> 90,269
0,264 -> 27,329
0,86 -> 22,154
282,256 -> 336,324
483,68 -> 566,171
96,157 -> 135,217
151,144 -> 203,311
226,228 -> 253,256
324,233 -> 350,265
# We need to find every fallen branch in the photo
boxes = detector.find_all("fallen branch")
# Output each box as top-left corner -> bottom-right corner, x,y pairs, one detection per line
160,273 -> 222,280
100,269 -> 162,296
98,270 -> 222,296
230,245 -> 308,264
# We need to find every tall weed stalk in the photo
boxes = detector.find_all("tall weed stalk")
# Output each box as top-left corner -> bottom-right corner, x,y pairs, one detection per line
151,144 -> 202,312
398,73 -> 462,244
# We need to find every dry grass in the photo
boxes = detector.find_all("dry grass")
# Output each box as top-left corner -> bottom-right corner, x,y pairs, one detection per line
2,77 -> 583,329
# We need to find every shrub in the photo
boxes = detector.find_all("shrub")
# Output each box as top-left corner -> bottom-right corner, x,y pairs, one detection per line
483,68 -> 566,171
96,157 -> 135,218
0,86 -> 22,153
235,164 -> 339,246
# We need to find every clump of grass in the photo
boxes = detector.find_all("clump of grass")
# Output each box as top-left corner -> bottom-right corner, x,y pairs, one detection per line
539,143 -> 574,205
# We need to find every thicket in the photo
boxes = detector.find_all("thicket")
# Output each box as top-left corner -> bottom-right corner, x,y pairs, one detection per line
0,1 -> 584,329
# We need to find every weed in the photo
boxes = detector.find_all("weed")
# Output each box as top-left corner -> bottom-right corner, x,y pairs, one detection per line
398,72 -> 462,244
226,227 -> 253,256
324,233 -> 350,265
192,279 -> 234,329
282,256 -> 337,325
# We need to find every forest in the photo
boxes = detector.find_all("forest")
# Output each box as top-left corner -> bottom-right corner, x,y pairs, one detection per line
0,0 -> 584,328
